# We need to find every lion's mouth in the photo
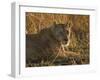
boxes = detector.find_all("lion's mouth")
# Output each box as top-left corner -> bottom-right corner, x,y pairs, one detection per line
61,40 -> 68,45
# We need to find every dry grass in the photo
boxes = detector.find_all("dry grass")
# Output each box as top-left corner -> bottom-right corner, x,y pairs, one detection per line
26,12 -> 70,34
26,12 -> 89,67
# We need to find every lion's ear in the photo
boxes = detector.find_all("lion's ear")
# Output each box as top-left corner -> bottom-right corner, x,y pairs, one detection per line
51,22 -> 57,32
65,22 -> 68,27
66,21 -> 73,28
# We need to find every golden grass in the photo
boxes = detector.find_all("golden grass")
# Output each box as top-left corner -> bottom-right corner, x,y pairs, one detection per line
26,12 -> 89,66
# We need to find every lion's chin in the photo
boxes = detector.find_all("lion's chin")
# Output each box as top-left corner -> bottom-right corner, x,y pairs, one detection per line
62,42 -> 69,48
62,41 -> 68,45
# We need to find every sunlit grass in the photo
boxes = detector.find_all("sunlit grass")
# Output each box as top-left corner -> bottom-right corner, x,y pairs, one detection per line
26,12 -> 89,67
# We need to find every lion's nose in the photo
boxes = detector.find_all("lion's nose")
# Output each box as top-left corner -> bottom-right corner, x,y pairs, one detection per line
64,38 -> 68,42
64,39 -> 68,44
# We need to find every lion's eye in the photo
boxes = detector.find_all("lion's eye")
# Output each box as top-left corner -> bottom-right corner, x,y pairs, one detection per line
66,30 -> 69,34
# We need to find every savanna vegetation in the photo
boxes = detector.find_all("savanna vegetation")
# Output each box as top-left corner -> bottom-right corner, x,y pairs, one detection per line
26,12 -> 89,67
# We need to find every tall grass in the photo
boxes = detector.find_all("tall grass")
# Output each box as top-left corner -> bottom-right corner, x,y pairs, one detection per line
26,12 -> 89,67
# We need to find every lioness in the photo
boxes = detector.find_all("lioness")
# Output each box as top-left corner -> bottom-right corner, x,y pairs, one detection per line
26,22 -> 71,67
